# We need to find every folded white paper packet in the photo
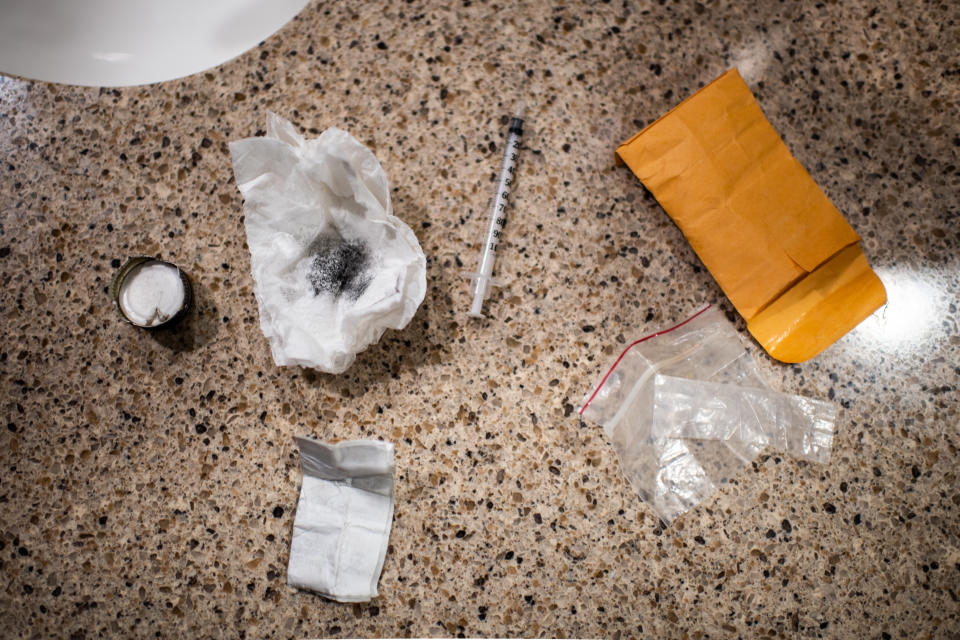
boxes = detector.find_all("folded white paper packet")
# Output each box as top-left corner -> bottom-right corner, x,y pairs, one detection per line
287,437 -> 395,602
653,374 -> 836,464
230,112 -> 426,373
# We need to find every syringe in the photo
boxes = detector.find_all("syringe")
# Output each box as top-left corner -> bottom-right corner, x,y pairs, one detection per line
467,111 -> 524,318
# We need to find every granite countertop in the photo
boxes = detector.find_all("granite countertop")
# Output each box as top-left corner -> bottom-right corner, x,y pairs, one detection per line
1,1 -> 958,638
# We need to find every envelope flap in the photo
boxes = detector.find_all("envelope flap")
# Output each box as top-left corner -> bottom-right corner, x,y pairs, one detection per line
746,243 -> 886,362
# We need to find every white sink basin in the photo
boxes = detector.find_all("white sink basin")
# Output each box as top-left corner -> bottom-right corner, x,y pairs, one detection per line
0,0 -> 311,87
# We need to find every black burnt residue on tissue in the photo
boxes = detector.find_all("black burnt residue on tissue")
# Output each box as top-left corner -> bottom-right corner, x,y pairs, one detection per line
307,232 -> 372,300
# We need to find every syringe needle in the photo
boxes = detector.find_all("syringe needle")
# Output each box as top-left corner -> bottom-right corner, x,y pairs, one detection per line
467,112 -> 524,318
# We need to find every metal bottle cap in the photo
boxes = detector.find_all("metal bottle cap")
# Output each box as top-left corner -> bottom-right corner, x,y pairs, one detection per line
109,257 -> 193,329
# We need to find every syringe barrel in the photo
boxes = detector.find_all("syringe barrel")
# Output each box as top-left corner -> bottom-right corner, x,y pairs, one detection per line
472,117 -> 524,303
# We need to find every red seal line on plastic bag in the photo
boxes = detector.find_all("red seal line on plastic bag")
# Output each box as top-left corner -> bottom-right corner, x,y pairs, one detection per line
578,304 -> 713,416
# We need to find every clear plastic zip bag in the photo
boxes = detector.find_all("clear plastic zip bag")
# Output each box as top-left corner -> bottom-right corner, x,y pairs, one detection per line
653,375 -> 835,464
578,306 -> 835,524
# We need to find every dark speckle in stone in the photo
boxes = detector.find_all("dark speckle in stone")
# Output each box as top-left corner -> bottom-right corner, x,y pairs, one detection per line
0,247 -> 10,258
781,519 -> 792,533
272,506 -> 284,518
455,529 -> 466,538
824,503 -> 836,514
765,529 -> 776,539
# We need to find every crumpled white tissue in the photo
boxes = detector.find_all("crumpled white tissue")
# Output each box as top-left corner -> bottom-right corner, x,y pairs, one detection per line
229,112 -> 426,373
287,437 -> 395,602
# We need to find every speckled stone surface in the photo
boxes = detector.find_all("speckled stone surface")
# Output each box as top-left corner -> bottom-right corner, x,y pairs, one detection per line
1,1 -> 958,638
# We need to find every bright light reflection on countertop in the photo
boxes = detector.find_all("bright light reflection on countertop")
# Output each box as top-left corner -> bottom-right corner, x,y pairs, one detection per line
0,75 -> 33,139
851,266 -> 946,351
730,38 -> 773,85
728,27 -> 788,85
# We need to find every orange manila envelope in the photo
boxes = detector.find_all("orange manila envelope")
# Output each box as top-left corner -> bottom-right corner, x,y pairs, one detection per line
616,68 -> 886,363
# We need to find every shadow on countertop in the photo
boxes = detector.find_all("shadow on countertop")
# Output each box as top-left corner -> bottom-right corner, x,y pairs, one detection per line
149,278 -> 222,353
